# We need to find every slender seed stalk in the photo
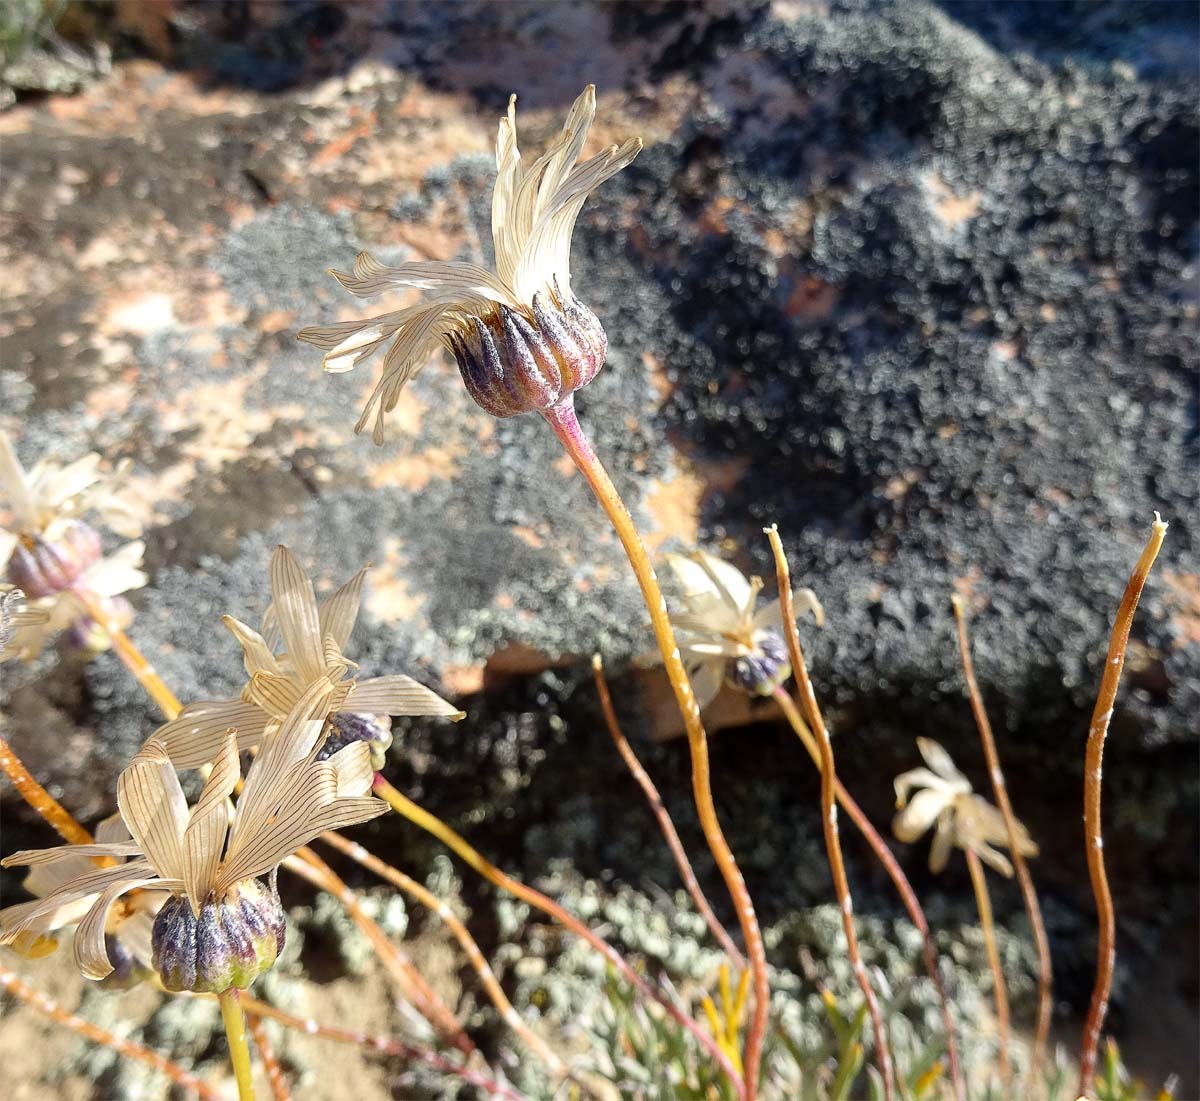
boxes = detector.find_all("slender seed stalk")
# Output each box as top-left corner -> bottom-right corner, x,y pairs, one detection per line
317,829 -> 568,1078
765,525 -> 894,1101
219,986 -> 258,1101
246,1012 -> 292,1101
771,688 -> 966,1101
965,847 -> 1011,1085
0,964 -> 224,1099
592,654 -> 746,971
1078,515 -> 1168,1097
237,994 -> 533,1101
951,594 -> 1052,1086
0,734 -> 93,845
283,849 -> 474,1055
75,589 -> 182,721
371,773 -> 745,1094
543,399 -> 767,1097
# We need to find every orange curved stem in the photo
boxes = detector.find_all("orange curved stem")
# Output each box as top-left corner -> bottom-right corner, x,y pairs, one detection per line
766,524 -> 894,1101
1078,516 -> 1168,1096
544,399 -> 766,1098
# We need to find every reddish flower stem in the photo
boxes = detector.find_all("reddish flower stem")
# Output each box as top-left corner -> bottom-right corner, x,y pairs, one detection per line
765,524 -> 894,1101
771,687 -> 965,1101
0,964 -> 225,1099
544,399 -> 765,1098
1078,515 -> 1168,1097
284,849 -> 474,1056
371,774 -> 743,1092
316,829 -> 568,1079
951,594 -> 1052,1084
246,1012 -> 292,1101
238,994 -> 531,1101
591,653 -> 746,971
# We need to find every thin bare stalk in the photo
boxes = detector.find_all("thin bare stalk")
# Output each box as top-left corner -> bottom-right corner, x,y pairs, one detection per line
0,964 -> 224,1099
283,848 -> 473,1056
0,734 -> 93,845
591,653 -> 746,971
543,399 -> 767,1098
317,830 -> 568,1079
1078,515 -> 1168,1097
237,994 -> 531,1101
246,1012 -> 292,1101
371,773 -> 744,1093
965,847 -> 1010,1084
771,688 -> 965,1101
219,987 -> 257,1101
951,594 -> 1052,1086
765,524 -> 894,1101
75,589 -> 183,721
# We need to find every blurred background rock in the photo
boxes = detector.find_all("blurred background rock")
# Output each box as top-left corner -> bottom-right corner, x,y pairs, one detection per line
1,0 -> 1196,1095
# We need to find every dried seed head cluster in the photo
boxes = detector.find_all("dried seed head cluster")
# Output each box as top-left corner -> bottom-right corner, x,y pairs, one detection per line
892,737 -> 1038,877
2,680 -> 388,988
299,85 -> 641,441
663,549 -> 823,708
153,545 -> 462,769
0,543 -> 470,997
0,432 -> 146,660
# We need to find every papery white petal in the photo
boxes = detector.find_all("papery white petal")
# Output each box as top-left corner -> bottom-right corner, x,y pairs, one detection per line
270,546 -> 324,684
892,788 -> 950,843
154,698 -> 269,769
346,674 -> 463,718
117,742 -> 189,883
917,737 -> 971,790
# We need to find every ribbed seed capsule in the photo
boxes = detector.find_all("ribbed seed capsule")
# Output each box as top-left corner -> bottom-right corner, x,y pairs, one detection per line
451,281 -> 608,418
317,711 -> 393,771
152,878 -> 286,994
7,521 -> 102,598
728,629 -> 792,698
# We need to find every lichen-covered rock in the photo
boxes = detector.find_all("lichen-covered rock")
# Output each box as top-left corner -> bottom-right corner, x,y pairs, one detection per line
0,2 -> 1194,1092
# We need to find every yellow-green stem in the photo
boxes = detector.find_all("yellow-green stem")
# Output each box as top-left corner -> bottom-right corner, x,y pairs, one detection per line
965,847 -> 1010,1085
765,525 -> 894,1101
219,987 -> 257,1101
543,399 -> 767,1098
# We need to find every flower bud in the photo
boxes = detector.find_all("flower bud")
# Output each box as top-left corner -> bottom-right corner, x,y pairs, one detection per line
7,522 -> 102,598
728,629 -> 791,698
152,878 -> 285,994
450,282 -> 607,418
318,711 -> 393,771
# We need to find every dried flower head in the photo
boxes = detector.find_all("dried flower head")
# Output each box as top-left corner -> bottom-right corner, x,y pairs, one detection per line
0,433 -> 146,660
892,737 -> 1038,877
152,545 -> 462,769
662,549 -> 823,708
1,681 -> 387,986
0,812 -> 164,989
298,85 -> 641,441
